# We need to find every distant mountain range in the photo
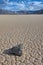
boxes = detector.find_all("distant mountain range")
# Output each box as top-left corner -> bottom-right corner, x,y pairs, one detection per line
32,9 -> 43,14
0,9 -> 43,14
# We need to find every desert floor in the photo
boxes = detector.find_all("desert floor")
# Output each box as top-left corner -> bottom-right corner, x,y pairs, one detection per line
0,15 -> 43,65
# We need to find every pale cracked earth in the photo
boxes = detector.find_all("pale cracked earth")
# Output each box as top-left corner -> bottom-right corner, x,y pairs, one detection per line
0,15 -> 43,65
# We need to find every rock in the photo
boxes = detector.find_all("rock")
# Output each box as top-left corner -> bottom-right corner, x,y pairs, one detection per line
10,44 -> 22,56
3,44 -> 22,56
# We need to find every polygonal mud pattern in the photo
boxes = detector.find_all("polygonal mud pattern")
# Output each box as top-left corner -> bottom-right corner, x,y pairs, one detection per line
0,21 -> 43,65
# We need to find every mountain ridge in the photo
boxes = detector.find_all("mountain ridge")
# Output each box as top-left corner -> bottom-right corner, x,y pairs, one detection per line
0,9 -> 43,14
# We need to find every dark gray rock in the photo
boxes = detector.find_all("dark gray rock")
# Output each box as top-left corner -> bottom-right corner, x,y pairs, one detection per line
3,44 -> 22,56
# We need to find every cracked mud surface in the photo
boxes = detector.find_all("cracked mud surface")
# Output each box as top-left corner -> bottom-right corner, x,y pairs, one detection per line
0,16 -> 43,65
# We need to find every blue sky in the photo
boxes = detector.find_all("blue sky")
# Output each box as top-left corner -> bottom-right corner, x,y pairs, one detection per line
0,0 -> 43,11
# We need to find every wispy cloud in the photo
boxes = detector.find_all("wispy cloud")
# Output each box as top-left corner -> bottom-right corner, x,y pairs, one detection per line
3,1 -> 26,11
28,1 -> 43,11
1,1 -> 43,11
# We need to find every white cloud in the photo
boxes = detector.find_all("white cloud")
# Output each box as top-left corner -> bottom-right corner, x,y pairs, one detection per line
4,1 -> 26,11
33,1 -> 41,5
28,1 -> 43,11
1,1 -> 43,11
29,6 -> 34,10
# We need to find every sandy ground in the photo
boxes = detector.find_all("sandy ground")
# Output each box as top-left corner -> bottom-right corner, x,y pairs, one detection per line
0,15 -> 43,65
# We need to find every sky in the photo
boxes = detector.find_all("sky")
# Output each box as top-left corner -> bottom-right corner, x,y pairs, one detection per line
0,0 -> 43,11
